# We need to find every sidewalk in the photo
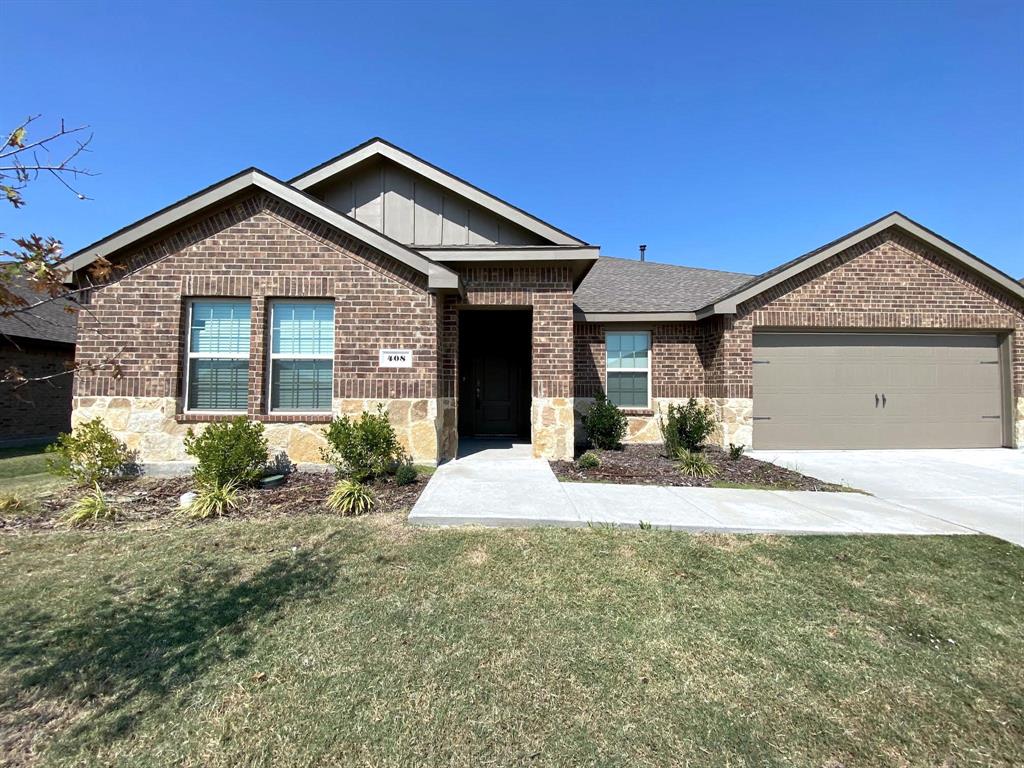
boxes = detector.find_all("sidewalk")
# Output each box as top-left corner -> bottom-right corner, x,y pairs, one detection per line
409,444 -> 976,536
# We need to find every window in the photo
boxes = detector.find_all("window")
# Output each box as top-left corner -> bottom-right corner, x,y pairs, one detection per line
606,331 -> 650,408
185,300 -> 251,412
269,300 -> 334,412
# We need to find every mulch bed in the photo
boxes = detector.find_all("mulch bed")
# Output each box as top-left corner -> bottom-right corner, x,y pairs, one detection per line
1,472 -> 429,533
551,444 -> 852,491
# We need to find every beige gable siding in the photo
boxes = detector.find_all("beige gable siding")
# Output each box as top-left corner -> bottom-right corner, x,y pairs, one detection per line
318,159 -> 546,247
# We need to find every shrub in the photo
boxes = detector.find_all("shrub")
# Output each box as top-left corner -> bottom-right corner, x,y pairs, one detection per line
728,443 -> 745,460
46,418 -> 136,485
676,449 -> 719,479
660,398 -> 717,455
183,418 -> 268,488
321,406 -> 404,481
394,461 -> 418,486
62,483 -> 116,526
185,481 -> 240,519
327,479 -> 376,516
576,451 -> 601,470
582,394 -> 627,450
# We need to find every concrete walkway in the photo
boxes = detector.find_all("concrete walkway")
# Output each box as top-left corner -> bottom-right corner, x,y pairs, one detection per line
409,442 -> 976,537
748,448 -> 1024,546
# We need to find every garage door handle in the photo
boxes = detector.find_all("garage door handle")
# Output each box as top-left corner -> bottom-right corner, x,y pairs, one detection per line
874,393 -> 879,408
881,393 -> 886,408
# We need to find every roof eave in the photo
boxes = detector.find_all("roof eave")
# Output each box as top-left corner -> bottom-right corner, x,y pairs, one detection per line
700,212 -> 1024,315
60,170 -> 460,291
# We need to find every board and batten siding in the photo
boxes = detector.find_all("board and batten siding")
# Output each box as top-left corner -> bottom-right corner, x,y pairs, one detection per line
317,159 -> 546,247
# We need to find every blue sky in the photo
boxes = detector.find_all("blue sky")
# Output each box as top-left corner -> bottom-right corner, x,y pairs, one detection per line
3,0 -> 1022,277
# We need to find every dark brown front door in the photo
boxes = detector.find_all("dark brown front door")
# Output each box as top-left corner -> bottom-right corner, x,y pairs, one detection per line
459,310 -> 531,438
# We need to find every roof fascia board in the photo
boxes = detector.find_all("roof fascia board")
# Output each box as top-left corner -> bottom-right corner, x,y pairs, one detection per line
705,213 -> 1024,314
421,246 -> 600,262
61,170 -> 460,291
574,311 -> 698,322
290,139 -> 586,247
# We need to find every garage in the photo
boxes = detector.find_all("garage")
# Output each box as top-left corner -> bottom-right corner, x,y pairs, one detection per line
752,332 -> 1006,449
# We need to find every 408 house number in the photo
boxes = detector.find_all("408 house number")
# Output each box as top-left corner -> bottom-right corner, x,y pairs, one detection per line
379,349 -> 413,368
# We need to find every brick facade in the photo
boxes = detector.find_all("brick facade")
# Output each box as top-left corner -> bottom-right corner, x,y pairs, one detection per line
574,228 -> 1024,447
0,341 -> 74,444
440,266 -> 576,458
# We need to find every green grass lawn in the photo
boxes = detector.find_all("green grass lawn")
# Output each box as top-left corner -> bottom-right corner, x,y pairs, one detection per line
0,446 -> 65,497
1,516 -> 1021,767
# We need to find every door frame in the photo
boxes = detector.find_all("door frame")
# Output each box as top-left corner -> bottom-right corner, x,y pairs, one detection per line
457,307 -> 532,440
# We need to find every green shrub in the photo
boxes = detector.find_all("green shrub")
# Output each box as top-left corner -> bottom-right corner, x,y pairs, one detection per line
185,481 -> 240,519
660,398 -> 717,455
321,406 -> 404,481
327,479 -> 376,516
576,451 -> 601,470
394,461 -> 418,486
62,483 -> 116,526
582,394 -> 627,450
676,449 -> 719,479
728,443 -> 745,460
183,418 -> 268,487
46,418 -> 136,485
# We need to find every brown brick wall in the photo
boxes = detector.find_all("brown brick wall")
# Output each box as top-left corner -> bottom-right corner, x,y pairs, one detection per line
74,194 -> 440,415
719,227 -> 1024,399
442,266 -> 574,400
574,321 -> 705,401
0,340 -> 74,441
574,229 -> 1024,407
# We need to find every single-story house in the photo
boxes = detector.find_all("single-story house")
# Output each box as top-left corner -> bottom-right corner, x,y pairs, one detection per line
0,276 -> 77,446
61,138 -> 1024,467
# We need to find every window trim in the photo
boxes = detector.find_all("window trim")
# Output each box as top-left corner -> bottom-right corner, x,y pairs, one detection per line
183,298 -> 251,415
605,329 -> 652,410
266,298 -> 336,415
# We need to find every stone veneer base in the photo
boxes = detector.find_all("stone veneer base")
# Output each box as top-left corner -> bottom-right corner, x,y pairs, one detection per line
531,397 -> 575,460
573,397 -> 754,450
71,396 -> 445,466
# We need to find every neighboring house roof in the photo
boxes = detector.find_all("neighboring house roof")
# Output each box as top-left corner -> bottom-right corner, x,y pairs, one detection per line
706,211 -> 1024,313
61,169 -> 460,290
0,275 -> 78,345
290,137 -> 588,247
574,256 -> 752,320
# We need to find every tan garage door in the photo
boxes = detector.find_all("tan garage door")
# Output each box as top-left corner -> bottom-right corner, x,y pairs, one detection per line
752,332 -> 1004,449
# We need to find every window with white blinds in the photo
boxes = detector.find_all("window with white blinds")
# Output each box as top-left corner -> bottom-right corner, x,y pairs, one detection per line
606,331 -> 651,408
269,301 -> 334,412
185,300 -> 251,412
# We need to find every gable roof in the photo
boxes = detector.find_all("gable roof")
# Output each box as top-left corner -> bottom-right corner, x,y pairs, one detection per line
290,138 -> 588,247
61,169 -> 460,290
705,211 -> 1024,313
574,256 -> 751,320
0,275 -> 78,345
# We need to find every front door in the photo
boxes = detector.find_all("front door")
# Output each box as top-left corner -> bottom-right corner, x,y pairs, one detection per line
459,309 -> 531,438
470,352 -> 522,435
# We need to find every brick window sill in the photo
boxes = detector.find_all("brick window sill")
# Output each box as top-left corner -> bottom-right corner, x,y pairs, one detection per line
176,413 -> 334,424
621,408 -> 655,417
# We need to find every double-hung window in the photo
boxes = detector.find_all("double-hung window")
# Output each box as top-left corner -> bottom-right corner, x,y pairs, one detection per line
185,299 -> 251,412
605,331 -> 651,408
268,300 -> 334,412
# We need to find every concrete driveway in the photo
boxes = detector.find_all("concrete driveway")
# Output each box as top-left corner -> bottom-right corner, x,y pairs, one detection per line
747,449 -> 1024,546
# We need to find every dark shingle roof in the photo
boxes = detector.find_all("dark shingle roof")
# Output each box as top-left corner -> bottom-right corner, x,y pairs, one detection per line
0,275 -> 78,345
573,256 -> 753,314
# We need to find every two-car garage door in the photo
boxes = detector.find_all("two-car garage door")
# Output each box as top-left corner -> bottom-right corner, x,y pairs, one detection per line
752,332 -> 1005,449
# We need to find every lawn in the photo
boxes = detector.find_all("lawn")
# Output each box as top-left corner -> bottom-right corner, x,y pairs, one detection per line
1,515 -> 1021,767
0,446 -> 64,496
